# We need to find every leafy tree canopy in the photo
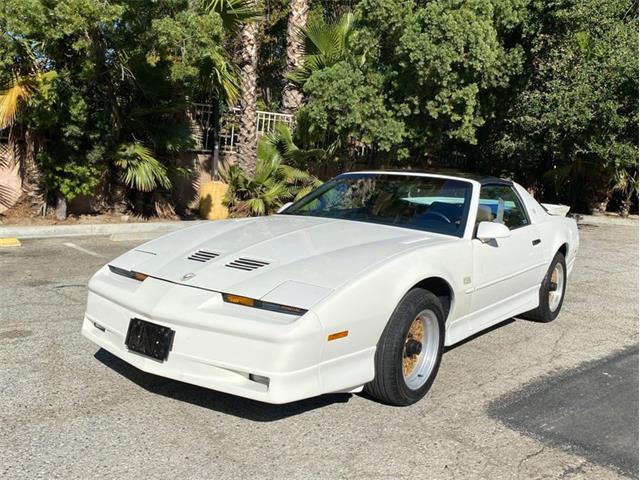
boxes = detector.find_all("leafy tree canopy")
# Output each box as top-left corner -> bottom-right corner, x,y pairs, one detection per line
0,0 -> 234,204
294,0 -> 529,161
486,0 -> 638,210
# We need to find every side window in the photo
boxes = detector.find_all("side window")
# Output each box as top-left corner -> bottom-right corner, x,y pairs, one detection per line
478,185 -> 529,230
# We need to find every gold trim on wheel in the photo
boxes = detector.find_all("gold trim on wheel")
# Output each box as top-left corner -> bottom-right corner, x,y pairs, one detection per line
403,316 -> 424,376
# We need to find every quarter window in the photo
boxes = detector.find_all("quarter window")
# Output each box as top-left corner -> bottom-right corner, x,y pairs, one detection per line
478,185 -> 529,230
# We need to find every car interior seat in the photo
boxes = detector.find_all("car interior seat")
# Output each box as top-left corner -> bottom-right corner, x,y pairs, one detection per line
476,205 -> 494,224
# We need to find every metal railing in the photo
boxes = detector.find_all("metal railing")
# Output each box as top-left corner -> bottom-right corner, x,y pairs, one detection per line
189,103 -> 294,154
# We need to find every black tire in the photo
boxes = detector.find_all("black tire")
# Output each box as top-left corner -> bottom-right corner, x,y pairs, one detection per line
365,288 -> 445,406
523,251 -> 567,323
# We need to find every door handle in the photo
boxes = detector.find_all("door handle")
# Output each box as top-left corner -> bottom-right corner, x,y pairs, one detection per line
532,239 -> 541,246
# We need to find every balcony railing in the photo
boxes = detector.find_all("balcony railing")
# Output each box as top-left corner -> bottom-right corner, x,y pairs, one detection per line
189,103 -> 294,154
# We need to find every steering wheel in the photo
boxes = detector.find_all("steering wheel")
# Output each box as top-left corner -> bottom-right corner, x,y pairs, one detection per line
422,211 -> 452,224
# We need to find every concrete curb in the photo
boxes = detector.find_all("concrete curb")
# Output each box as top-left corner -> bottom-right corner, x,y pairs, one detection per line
0,220 -> 207,239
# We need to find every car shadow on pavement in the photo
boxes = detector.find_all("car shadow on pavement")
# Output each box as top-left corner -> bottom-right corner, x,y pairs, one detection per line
94,348 -> 352,421
488,345 -> 639,478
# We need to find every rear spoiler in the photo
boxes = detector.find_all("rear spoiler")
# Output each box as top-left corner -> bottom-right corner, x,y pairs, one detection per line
541,203 -> 571,216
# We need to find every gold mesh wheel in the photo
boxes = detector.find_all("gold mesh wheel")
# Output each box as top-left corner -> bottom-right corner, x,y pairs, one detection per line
403,317 -> 424,376
402,309 -> 440,390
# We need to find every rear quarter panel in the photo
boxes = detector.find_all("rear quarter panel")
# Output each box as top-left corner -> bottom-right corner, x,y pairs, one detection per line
537,215 -> 579,274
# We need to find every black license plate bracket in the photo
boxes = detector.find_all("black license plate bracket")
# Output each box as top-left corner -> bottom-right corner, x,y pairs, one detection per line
125,318 -> 174,361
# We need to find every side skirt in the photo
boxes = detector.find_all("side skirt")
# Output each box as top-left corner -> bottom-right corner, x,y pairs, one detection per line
445,285 -> 540,346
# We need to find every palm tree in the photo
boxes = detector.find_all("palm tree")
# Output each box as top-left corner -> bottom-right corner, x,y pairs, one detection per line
612,167 -> 638,217
0,74 -> 36,205
236,13 -> 260,174
0,70 -> 57,213
219,125 -> 321,216
200,0 -> 261,178
201,0 -> 262,175
281,0 -> 309,114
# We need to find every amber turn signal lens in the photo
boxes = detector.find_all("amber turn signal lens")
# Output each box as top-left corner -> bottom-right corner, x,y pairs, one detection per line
108,265 -> 148,281
327,330 -> 349,341
224,294 -> 255,307
222,293 -> 307,316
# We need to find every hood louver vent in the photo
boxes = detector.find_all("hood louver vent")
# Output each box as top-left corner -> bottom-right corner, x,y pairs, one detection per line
187,250 -> 220,263
226,258 -> 270,271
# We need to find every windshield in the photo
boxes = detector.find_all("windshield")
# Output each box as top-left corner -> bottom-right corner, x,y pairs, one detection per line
281,173 -> 472,237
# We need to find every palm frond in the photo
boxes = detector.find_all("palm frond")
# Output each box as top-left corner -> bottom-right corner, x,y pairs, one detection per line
219,129 -> 321,216
289,13 -> 357,85
279,164 -> 313,183
245,196 -> 266,215
209,50 -> 240,105
200,0 -> 262,35
335,12 -> 355,51
262,182 -> 289,203
113,142 -> 171,192
0,74 -> 38,129
256,138 -> 279,165
294,184 -> 316,200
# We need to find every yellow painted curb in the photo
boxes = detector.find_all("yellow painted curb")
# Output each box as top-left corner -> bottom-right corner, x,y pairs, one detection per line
0,237 -> 21,247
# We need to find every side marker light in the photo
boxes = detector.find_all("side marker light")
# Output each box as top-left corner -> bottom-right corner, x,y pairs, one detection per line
328,331 -> 349,341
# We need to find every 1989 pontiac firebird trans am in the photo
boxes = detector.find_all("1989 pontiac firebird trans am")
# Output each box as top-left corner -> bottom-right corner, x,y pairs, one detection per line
82,171 -> 579,405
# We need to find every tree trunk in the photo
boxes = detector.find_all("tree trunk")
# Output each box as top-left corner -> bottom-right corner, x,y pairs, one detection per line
591,198 -> 609,215
585,165 -> 611,215
620,201 -> 631,217
21,129 -> 41,194
55,191 -> 67,220
236,13 -> 260,174
282,0 -> 308,114
212,100 -> 221,181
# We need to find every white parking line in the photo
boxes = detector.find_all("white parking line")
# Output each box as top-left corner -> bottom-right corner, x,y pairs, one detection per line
63,242 -> 105,258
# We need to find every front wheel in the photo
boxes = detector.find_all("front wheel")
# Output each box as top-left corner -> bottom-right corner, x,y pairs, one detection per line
365,288 -> 445,406
524,251 -> 567,322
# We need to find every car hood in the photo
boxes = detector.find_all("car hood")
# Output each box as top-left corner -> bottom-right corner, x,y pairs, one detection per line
109,215 -> 453,308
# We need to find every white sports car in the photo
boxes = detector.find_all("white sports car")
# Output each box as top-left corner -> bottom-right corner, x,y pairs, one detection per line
82,171 -> 579,405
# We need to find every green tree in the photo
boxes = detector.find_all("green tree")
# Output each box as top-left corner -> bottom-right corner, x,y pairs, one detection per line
298,62 -> 405,160
0,0 -> 240,217
290,1 -> 528,164
487,0 -> 638,213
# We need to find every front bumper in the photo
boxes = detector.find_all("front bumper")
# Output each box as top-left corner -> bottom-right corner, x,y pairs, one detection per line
81,270 -> 327,404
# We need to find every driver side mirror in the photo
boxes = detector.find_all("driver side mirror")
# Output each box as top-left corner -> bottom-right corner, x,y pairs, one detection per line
476,221 -> 511,242
277,202 -> 293,214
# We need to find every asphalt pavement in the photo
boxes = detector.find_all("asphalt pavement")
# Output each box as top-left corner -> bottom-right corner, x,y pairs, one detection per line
1,221 -> 637,479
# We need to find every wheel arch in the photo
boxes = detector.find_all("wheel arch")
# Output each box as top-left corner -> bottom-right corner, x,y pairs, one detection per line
558,242 -> 568,257
409,276 -> 454,322
542,215 -> 578,265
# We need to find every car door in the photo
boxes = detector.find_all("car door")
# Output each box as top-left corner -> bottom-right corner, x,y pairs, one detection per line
470,184 -> 544,327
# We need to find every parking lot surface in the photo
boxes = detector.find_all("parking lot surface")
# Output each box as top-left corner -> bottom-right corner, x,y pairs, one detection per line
1,221 -> 637,479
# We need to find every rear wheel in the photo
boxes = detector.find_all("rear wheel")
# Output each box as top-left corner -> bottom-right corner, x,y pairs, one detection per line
365,288 -> 445,406
524,251 -> 567,322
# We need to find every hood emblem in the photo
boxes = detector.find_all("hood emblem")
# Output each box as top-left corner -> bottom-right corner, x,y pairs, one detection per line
181,272 -> 196,281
